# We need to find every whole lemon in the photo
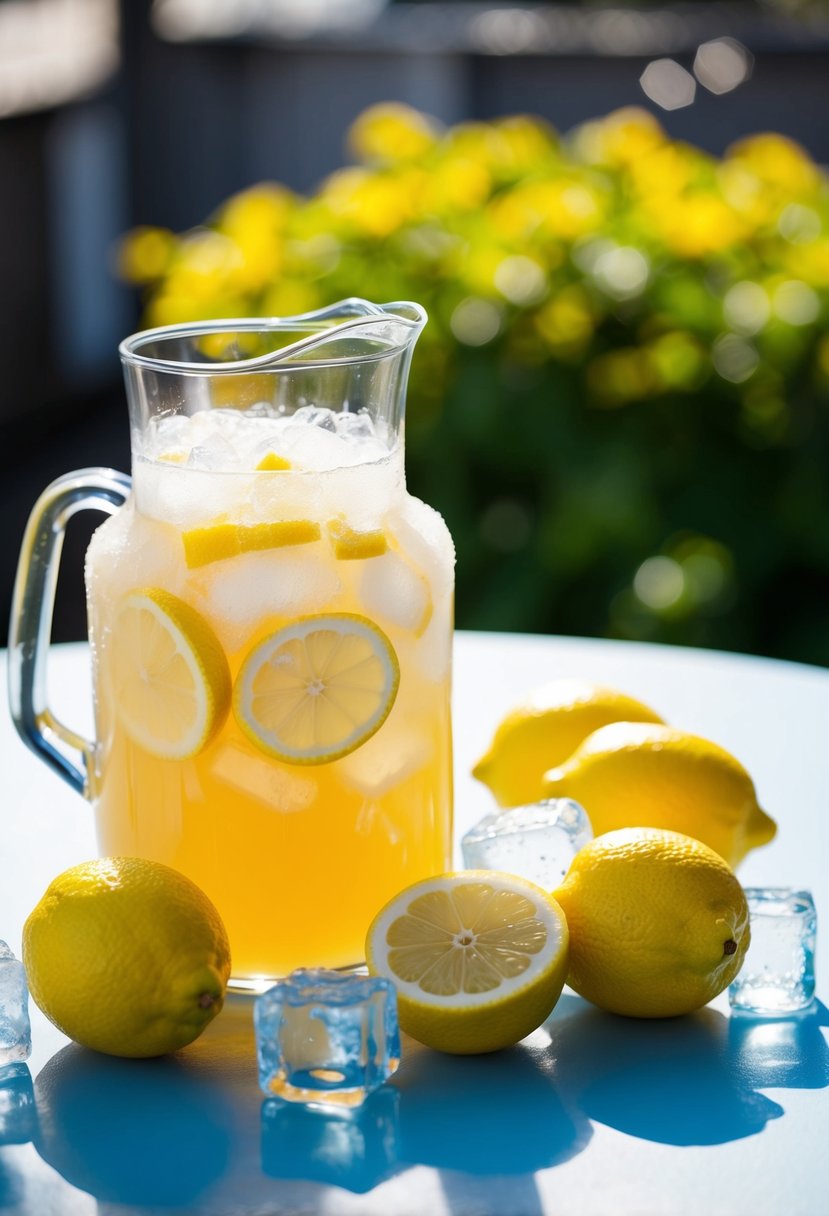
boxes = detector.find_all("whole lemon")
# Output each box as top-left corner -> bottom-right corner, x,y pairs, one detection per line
554,827 -> 750,1018
23,858 -> 231,1057
472,680 -> 664,807
543,721 -> 776,868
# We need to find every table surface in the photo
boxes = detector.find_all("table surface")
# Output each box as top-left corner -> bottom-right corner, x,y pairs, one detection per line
2,632 -> 828,1216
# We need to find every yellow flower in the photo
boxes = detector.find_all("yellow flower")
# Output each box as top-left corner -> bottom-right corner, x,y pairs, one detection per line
321,166 -> 423,237
575,107 -> 665,168
653,194 -> 746,258
535,285 -> 595,357
784,238 -> 829,288
262,279 -> 322,318
426,157 -> 492,212
117,227 -> 175,283
490,180 -> 603,242
645,332 -> 708,390
628,144 -> 695,201
446,117 -> 557,179
727,133 -> 819,197
348,102 -> 440,165
587,348 -> 655,406
217,185 -> 294,290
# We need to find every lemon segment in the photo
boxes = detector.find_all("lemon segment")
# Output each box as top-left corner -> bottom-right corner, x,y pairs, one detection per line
367,872 -> 569,1054
23,857 -> 231,1058
233,613 -> 400,764
183,519 -> 320,568
326,517 -> 388,560
111,588 -> 231,759
256,451 -> 292,471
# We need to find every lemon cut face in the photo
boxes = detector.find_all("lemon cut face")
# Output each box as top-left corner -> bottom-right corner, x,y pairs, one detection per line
367,872 -> 569,1054
234,613 -> 400,765
112,589 -> 231,759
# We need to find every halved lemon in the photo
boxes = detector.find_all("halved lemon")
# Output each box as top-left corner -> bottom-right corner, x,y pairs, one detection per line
233,613 -> 400,765
367,872 -> 569,1054
111,589 -> 231,759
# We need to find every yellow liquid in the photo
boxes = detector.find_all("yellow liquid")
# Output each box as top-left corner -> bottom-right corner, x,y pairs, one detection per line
86,447 -> 454,980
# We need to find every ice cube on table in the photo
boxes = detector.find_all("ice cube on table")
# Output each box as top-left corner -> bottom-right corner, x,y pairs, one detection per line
0,942 -> 31,1066
729,888 -> 817,1015
461,799 -> 593,890
255,969 -> 400,1107
0,1063 -> 36,1146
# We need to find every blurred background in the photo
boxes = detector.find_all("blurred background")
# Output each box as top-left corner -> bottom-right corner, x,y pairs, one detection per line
2,0 -> 829,661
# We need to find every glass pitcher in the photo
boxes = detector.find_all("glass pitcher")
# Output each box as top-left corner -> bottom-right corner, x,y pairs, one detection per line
9,300 -> 454,985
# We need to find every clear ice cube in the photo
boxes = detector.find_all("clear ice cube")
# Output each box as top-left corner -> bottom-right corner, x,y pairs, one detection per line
0,1063 -> 36,1146
291,404 -> 337,431
461,799 -> 593,889
0,942 -> 31,1066
729,888 -> 817,1015
359,551 -> 431,635
335,410 -> 376,443
254,969 -> 400,1107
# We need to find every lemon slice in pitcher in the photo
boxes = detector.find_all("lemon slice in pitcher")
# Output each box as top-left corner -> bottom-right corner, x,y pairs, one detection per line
112,589 -> 231,759
234,613 -> 400,765
367,872 -> 570,1054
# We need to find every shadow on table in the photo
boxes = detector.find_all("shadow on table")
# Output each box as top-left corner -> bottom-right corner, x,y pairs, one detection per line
544,994 -> 829,1146
27,993 -> 829,1206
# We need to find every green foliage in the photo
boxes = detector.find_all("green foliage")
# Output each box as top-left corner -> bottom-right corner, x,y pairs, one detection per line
120,103 -> 829,663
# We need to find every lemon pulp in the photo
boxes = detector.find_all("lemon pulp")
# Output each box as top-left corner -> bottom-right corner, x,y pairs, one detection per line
233,612 -> 400,764
111,588 -> 231,760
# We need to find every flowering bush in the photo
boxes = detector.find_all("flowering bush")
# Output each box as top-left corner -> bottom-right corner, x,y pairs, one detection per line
121,103 -> 829,662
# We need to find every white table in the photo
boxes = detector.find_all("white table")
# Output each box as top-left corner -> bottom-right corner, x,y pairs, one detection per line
2,634 -> 828,1216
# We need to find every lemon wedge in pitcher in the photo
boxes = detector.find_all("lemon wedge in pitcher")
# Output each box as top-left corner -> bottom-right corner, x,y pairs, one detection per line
233,613 -> 400,764
112,589 -> 231,759
367,872 -> 569,1054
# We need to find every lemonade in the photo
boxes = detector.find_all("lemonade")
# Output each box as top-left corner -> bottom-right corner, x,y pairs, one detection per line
85,401 -> 454,982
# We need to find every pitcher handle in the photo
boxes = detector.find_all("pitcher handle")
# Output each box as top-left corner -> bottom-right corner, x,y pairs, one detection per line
8,468 -> 132,798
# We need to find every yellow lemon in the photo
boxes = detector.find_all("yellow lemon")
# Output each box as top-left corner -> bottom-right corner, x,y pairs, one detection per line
472,680 -> 665,807
23,858 -> 231,1057
111,589 -> 231,759
366,872 -> 569,1054
543,721 -> 776,868
554,828 -> 750,1018
233,613 -> 399,764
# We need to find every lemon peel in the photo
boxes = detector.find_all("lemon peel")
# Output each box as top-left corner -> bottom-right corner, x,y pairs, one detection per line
543,721 -> 776,868
23,857 -> 231,1057
472,680 -> 664,807
326,517 -> 388,560
182,519 -> 320,568
554,827 -> 750,1018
